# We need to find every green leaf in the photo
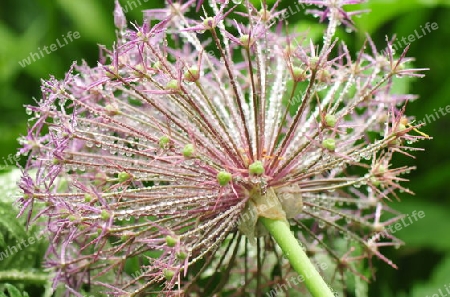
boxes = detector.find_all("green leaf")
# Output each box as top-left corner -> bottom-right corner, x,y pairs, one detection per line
389,200 -> 450,250
0,23 -> 20,82
0,169 -> 49,290
0,284 -> 30,297
250,0 -> 277,7
410,255 -> 450,297
56,0 -> 115,44
0,170 -> 28,248
353,0 -> 447,34
428,255 -> 450,286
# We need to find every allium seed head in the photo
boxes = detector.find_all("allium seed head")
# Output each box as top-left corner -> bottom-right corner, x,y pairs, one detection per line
17,0 -> 429,295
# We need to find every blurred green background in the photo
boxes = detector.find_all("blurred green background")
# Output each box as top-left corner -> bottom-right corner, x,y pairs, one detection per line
0,0 -> 449,296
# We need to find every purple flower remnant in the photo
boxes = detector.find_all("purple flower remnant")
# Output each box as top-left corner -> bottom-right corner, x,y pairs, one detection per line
18,0 -> 429,296
300,0 -> 368,28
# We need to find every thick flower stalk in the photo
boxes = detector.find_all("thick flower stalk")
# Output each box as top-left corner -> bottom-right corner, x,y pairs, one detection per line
18,0 -> 428,296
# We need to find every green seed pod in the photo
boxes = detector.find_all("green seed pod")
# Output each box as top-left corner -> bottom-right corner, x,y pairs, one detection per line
217,171 -> 232,186
166,79 -> 179,91
370,176 -> 381,187
101,210 -> 111,220
183,67 -> 200,82
373,165 -> 386,176
159,135 -> 171,149
249,160 -> 265,176
163,269 -> 175,280
309,57 -> 320,70
118,171 -> 132,183
322,138 -> 336,151
106,65 -> 118,79
316,69 -> 331,84
202,17 -> 215,30
177,251 -> 187,260
324,114 -> 337,127
133,64 -> 146,77
292,66 -> 306,82
105,104 -> 121,116
396,123 -> 407,134
84,193 -> 93,202
182,143 -> 195,158
93,172 -> 107,186
153,60 -> 162,70
240,34 -> 252,48
165,235 -> 178,247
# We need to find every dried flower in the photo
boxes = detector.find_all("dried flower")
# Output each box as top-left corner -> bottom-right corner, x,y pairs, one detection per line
18,0 -> 429,296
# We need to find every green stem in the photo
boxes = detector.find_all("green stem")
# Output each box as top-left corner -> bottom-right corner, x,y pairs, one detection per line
0,269 -> 49,285
260,217 -> 335,297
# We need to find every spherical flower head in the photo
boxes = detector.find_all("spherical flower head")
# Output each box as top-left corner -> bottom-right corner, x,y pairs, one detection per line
17,0 -> 429,295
